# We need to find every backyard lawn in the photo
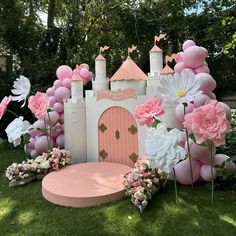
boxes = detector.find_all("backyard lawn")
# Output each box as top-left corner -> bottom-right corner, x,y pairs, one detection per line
0,149 -> 236,236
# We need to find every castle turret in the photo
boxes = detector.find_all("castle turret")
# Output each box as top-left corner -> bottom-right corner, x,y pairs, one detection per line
64,75 -> 87,164
149,45 -> 163,75
92,50 -> 109,94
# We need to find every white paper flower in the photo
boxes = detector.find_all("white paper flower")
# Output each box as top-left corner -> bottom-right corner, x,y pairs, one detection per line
157,70 -> 202,104
145,123 -> 186,174
11,75 -> 31,107
5,116 -> 30,147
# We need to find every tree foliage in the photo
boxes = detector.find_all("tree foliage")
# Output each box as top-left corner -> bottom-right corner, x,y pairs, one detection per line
0,0 -> 235,95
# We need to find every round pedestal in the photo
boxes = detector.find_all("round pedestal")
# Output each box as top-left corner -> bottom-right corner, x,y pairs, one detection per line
42,162 -> 131,208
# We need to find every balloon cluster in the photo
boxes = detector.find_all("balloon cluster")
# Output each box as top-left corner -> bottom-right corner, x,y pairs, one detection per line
27,64 -> 93,157
173,40 -> 235,185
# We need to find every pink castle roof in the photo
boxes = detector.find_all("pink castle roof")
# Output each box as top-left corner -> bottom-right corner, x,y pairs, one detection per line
110,56 -> 147,81
96,54 -> 105,61
149,45 -> 162,53
161,64 -> 175,74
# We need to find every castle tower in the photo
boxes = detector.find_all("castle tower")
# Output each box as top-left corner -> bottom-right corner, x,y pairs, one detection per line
64,76 -> 87,164
110,45 -> 147,95
149,44 -> 163,75
92,50 -> 109,95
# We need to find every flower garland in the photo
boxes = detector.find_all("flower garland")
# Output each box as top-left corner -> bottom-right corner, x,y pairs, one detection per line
5,148 -> 72,186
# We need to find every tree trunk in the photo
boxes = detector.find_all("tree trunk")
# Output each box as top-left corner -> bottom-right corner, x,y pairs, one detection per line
47,0 -> 57,29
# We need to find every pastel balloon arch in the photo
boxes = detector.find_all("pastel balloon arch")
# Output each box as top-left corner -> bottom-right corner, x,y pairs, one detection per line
27,63 -> 93,158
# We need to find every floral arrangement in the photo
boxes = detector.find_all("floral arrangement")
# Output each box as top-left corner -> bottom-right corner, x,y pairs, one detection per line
133,39 -> 233,204
123,156 -> 167,212
5,148 -> 72,187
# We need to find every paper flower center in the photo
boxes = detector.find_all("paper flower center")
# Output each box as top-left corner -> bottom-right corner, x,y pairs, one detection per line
176,90 -> 186,97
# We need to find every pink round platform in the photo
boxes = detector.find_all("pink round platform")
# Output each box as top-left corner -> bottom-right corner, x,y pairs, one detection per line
42,162 -> 131,208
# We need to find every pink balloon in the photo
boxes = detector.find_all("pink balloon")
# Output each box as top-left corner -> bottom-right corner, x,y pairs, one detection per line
49,96 -> 56,107
79,68 -> 90,80
200,47 -> 208,57
83,77 -> 88,86
213,154 -> 229,166
29,125 -> 39,138
88,72 -> 93,81
174,62 -> 186,73
60,113 -> 64,124
185,139 -> 211,164
28,138 -> 36,149
219,102 -> 231,121
62,78 -> 71,88
182,40 -> 196,51
225,161 -> 236,170
56,65 -> 73,81
196,73 -> 216,93
53,80 -> 63,89
46,87 -> 55,97
30,149 -> 39,158
33,120 -> 46,129
193,94 -> 210,107
182,68 -> 196,74
56,134 -> 64,148
45,111 -> 60,126
53,102 -> 64,113
80,63 -> 90,70
35,135 -> 54,154
175,52 -> 184,63
195,65 -> 210,74
32,120 -> 47,137
183,46 -> 207,69
50,124 -> 62,137
207,91 -> 216,100
54,87 -> 71,102
175,159 -> 200,185
200,165 -> 217,182
175,103 -> 195,121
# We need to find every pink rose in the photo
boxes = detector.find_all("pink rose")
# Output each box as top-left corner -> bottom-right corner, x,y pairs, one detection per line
0,96 -> 12,119
28,92 -> 50,120
134,97 -> 164,127
51,162 -> 59,170
183,100 -> 231,146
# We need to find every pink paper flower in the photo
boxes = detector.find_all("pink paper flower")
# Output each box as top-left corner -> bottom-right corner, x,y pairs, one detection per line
0,96 -> 12,119
183,100 -> 231,146
28,92 -> 50,120
134,97 -> 164,126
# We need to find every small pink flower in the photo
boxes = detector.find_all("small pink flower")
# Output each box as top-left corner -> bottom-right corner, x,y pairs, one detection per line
183,99 -> 231,146
51,162 -> 59,170
134,97 -> 164,127
28,92 -> 50,120
0,96 -> 12,119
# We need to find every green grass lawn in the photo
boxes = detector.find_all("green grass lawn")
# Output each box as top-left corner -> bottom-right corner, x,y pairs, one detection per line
0,149 -> 236,236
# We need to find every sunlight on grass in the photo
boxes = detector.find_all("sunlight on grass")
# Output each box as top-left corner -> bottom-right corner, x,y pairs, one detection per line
192,219 -> 200,227
219,215 -> 236,228
17,211 -> 35,225
0,198 -> 16,221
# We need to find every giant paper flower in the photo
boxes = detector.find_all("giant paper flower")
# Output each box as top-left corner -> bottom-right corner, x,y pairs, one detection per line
134,97 -> 164,126
157,70 -> 202,104
145,123 -> 186,174
28,92 -> 50,120
183,99 -> 231,146
5,116 -> 30,147
0,96 -> 12,119
11,75 -> 31,107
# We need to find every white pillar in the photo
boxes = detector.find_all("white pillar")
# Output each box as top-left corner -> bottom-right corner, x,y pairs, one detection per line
71,79 -> 83,103
95,54 -> 106,81
93,54 -> 109,95
149,46 -> 163,75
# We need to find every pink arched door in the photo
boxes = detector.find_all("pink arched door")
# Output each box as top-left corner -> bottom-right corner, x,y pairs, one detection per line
98,107 -> 138,167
